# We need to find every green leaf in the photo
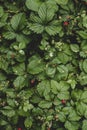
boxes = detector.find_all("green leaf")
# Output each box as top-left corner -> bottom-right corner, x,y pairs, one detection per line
76,102 -> 87,116
38,100 -> 52,108
70,44 -> 79,53
11,13 -> 26,31
19,42 -> 26,50
77,31 -> 87,39
0,58 -> 9,71
29,23 -> 44,34
58,91 -> 70,100
46,67 -> 56,78
65,121 -> 80,130
79,72 -> 87,85
38,2 -> 57,22
51,80 -> 59,94
3,32 -> 16,40
57,65 -> 68,74
6,125 -> 12,130
13,76 -> 26,89
26,0 -> 42,12
83,59 -> 87,73
45,20 -> 62,35
16,34 -> 30,44
23,101 -> 33,112
0,6 -> 4,17
1,106 -> 15,117
0,119 -> 8,126
57,81 -> 70,99
12,63 -> 25,75
82,120 -> 87,130
37,80 -> 50,100
55,0 -> 68,5
67,79 -> 77,89
24,117 -> 33,128
57,52 -> 71,64
58,112 -> 66,122
83,16 -> 87,28
71,90 -> 82,101
68,110 -> 81,121
0,73 -> 6,81
27,55 -> 45,74
81,91 -> 87,103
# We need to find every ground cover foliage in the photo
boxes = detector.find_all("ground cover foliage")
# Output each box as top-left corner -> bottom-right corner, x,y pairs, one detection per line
0,0 -> 87,130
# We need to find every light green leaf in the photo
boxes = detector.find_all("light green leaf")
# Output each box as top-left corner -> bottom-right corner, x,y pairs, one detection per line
24,117 -> 33,128
39,100 -> 52,108
70,44 -> 79,53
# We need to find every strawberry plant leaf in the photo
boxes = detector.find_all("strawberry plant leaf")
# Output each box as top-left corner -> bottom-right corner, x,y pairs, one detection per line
65,121 -> 80,130
26,0 -> 42,12
38,100 -> 52,108
82,120 -> 87,130
0,6 -> 4,17
11,13 -> 26,31
83,59 -> 87,73
27,55 -> 45,74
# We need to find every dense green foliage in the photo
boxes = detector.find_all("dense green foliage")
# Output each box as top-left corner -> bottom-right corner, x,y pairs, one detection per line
0,0 -> 87,130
